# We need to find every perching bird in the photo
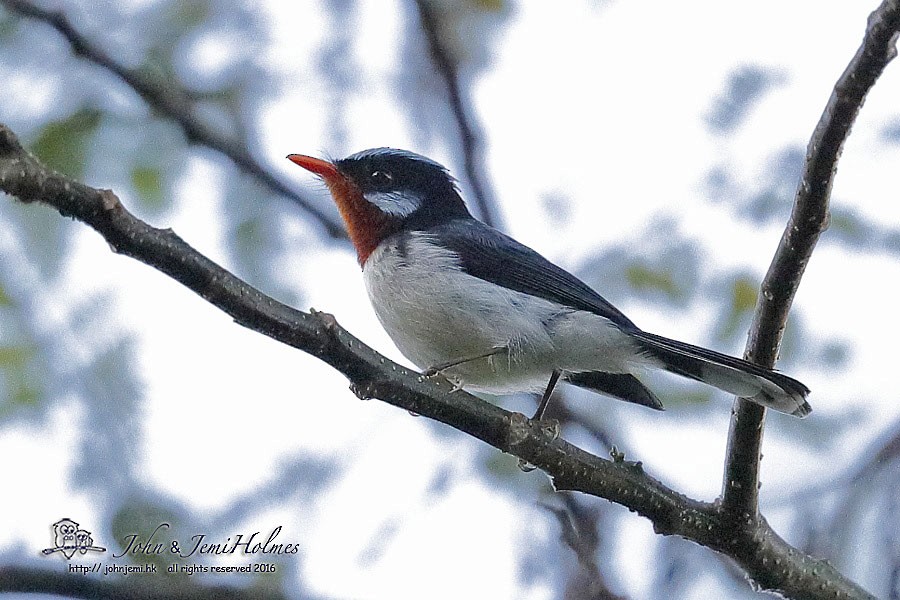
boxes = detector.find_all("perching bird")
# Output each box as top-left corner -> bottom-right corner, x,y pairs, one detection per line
287,148 -> 811,419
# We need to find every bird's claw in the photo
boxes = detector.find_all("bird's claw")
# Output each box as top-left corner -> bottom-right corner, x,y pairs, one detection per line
537,418 -> 560,441
422,366 -> 464,392
423,366 -> 442,378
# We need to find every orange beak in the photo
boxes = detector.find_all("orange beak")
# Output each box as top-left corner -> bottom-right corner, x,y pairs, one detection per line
287,153 -> 385,265
287,154 -> 342,181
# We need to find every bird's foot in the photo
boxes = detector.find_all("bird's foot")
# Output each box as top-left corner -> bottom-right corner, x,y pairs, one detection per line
514,419 -> 559,472
420,366 -> 465,392
422,365 -> 444,378
533,417 -> 561,441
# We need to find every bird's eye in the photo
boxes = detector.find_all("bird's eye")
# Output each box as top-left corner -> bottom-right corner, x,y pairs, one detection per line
370,170 -> 392,186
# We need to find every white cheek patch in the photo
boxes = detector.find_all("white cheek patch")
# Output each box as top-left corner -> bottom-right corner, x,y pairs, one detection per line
363,190 -> 422,217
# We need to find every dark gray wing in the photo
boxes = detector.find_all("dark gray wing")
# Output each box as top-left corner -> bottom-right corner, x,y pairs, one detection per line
429,219 -> 638,330
565,372 -> 663,410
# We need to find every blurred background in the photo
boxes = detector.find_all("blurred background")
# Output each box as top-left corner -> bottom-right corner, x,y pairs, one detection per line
1,0 -> 899,598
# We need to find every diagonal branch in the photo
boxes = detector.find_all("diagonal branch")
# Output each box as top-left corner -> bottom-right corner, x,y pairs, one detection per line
413,0 -> 503,229
722,0 -> 900,520
0,121 -> 876,599
0,0 -> 346,239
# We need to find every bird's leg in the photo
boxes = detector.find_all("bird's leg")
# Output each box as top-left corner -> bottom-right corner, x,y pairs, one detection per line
532,369 -> 562,422
516,370 -> 563,473
423,347 -> 508,377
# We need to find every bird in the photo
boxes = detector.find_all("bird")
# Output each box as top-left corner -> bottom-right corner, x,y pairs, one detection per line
287,148 -> 811,419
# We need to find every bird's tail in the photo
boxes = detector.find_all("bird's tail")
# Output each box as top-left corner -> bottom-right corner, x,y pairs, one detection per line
632,331 -> 811,417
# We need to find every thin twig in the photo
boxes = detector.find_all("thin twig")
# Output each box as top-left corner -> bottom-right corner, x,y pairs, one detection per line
414,0 -> 503,229
0,0 -> 345,238
722,0 -> 900,521
542,495 -> 629,600
0,122 -> 876,599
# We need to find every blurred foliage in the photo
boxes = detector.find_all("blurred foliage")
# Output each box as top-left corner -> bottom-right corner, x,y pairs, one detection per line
709,145 -> 805,224
472,0 -> 505,11
0,267 -> 47,423
881,117 -> 900,143
0,1 -> 896,598
578,218 -> 700,309
0,3 -> 334,598
92,117 -> 187,215
0,344 -> 40,413
130,165 -> 165,209
705,65 -> 786,135
111,498 -> 183,572
416,0 -> 512,69
0,11 -> 18,39
625,264 -> 679,299
3,199 -> 72,277
708,140 -> 900,258
30,108 -> 102,180
395,0 -> 512,155
784,419 -> 900,598
706,272 -> 761,345
174,0 -> 211,30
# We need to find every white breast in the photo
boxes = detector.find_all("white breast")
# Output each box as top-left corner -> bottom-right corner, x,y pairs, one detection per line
362,233 -> 642,394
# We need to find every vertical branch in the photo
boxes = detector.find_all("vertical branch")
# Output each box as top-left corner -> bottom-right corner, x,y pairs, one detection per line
414,0 -> 503,229
722,0 -> 900,518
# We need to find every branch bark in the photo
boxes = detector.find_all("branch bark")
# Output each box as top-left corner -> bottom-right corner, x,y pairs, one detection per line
0,119 -> 875,597
722,0 -> 900,524
0,0 -> 346,239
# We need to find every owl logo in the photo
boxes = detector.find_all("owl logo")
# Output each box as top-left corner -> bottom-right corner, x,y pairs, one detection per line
75,529 -> 93,555
42,518 -> 106,560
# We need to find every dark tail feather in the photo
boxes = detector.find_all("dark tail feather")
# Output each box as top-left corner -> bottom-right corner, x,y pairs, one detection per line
631,331 -> 811,418
566,372 -> 664,411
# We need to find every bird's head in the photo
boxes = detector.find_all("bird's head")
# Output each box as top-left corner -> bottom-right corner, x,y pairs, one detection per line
288,148 -> 471,263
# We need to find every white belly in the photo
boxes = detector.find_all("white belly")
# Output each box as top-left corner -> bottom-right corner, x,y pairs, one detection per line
362,233 -> 642,394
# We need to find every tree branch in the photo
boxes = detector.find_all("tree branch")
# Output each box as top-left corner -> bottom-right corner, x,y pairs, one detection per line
0,565 -> 289,600
0,0 -> 346,239
0,120 -> 876,598
413,0 -> 503,229
721,0 -> 900,521
542,495 -> 629,600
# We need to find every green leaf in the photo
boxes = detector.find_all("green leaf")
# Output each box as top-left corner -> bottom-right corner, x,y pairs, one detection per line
471,0 -> 504,11
11,385 -> 39,407
130,166 -> 164,209
718,276 -> 759,340
625,264 -> 678,297
0,346 -> 42,412
0,12 -> 20,39
731,276 -> 758,315
0,345 -> 33,367
0,284 -> 11,307
110,500 -> 188,574
172,0 -> 209,28
234,219 -> 262,245
30,108 -> 102,179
